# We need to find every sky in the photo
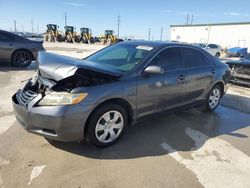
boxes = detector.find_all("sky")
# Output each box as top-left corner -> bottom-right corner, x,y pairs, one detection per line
1,0 -> 250,40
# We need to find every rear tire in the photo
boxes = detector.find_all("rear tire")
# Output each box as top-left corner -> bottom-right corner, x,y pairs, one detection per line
86,104 -> 128,147
202,85 -> 222,112
11,50 -> 32,67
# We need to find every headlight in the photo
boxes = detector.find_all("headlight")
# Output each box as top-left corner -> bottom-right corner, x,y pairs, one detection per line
38,92 -> 88,106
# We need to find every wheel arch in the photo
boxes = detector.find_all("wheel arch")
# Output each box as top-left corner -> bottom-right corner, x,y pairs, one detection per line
84,98 -> 134,138
209,81 -> 225,96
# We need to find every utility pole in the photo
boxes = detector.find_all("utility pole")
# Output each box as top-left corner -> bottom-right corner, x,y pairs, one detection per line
65,12 -> 67,27
22,24 -> 24,32
117,14 -> 120,39
31,19 -> 34,34
14,20 -> 16,32
191,14 -> 194,25
148,28 -> 151,41
37,25 -> 39,34
186,13 -> 189,25
160,27 -> 163,41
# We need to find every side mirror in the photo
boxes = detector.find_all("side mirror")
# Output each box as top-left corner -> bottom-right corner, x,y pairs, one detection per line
143,65 -> 164,74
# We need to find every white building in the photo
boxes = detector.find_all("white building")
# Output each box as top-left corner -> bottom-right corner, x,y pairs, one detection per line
170,22 -> 250,49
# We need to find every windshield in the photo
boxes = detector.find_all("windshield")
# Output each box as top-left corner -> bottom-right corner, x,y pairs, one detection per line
86,44 -> 154,72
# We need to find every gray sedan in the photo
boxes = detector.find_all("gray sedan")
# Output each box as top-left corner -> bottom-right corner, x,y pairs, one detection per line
0,30 -> 44,67
12,41 -> 230,147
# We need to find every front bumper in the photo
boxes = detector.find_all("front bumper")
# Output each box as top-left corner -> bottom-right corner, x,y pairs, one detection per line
12,92 -> 92,142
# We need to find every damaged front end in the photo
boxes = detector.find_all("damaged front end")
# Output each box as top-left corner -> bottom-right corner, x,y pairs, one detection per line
14,52 -> 121,108
227,61 -> 250,86
12,52 -> 122,141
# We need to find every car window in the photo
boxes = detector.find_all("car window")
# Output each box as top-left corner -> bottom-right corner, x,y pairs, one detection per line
208,44 -> 217,49
181,48 -> 205,68
203,55 -> 215,66
150,47 -> 182,71
0,32 -> 15,42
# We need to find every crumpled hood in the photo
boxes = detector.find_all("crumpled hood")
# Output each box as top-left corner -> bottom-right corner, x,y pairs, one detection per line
37,51 -> 122,81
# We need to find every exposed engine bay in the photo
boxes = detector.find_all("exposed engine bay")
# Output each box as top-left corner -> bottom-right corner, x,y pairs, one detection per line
227,63 -> 250,85
25,68 -> 119,96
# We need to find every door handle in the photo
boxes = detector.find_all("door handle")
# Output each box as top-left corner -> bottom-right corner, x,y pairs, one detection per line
211,69 -> 215,74
178,74 -> 185,81
9,43 -> 14,46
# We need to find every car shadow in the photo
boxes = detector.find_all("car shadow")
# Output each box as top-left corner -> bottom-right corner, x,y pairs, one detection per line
49,102 -> 250,159
0,61 -> 38,72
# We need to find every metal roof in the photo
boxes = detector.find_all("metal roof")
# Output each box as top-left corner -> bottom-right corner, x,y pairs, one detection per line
170,22 -> 250,27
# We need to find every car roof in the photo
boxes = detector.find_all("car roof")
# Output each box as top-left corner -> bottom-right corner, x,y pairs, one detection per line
0,29 -> 28,40
119,41 -> 199,49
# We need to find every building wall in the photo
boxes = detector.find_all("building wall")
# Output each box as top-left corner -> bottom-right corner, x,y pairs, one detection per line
170,24 -> 250,50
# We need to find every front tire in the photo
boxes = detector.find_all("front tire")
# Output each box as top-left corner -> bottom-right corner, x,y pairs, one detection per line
203,85 -> 222,112
86,104 -> 127,147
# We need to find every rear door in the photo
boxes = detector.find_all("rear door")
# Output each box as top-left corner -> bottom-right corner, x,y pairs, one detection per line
136,47 -> 187,118
0,31 -> 16,62
181,47 -> 216,104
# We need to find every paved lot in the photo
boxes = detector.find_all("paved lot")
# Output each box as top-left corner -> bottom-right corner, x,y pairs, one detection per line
0,43 -> 250,188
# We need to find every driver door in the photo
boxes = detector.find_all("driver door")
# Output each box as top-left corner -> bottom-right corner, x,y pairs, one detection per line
136,47 -> 188,118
